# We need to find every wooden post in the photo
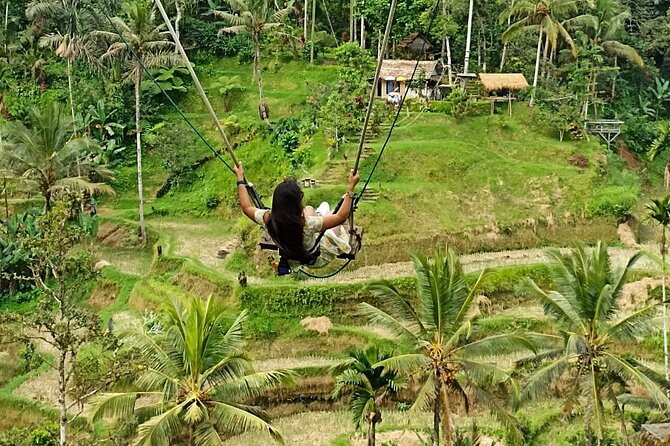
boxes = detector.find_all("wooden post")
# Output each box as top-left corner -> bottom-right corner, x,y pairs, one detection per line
153,0 -> 239,167
490,99 -> 494,116
508,91 -> 512,117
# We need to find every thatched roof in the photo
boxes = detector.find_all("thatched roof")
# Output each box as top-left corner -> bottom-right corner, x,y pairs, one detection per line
379,60 -> 439,80
479,73 -> 529,91
642,424 -> 670,446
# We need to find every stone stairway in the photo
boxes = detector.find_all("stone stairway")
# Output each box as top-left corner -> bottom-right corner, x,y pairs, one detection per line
358,187 -> 380,202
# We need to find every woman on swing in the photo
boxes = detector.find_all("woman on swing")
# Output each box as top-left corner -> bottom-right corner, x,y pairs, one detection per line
235,164 -> 360,269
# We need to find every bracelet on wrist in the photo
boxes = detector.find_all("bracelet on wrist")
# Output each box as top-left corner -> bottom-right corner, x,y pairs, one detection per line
236,179 -> 247,186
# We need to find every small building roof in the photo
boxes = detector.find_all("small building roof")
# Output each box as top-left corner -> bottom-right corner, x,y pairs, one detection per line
479,73 -> 529,91
642,423 -> 670,441
397,33 -> 434,51
379,60 -> 439,80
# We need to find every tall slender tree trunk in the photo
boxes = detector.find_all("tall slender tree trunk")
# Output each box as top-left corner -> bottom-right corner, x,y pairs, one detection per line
66,59 -> 81,178
611,56 -> 618,99
446,36 -> 453,86
366,412 -> 381,446
134,71 -> 146,245
350,0 -> 354,42
433,389 -> 441,446
58,338 -> 67,446
500,0 -> 514,72
360,4 -> 365,49
304,0 -> 309,42
253,33 -> 270,124
462,0 -> 475,83
440,385 -> 453,446
3,177 -> 8,223
310,0 -> 316,64
529,24 -> 543,107
662,226 -> 669,382
540,32 -> 549,79
3,1 -> 8,58
174,0 -> 182,51
584,402 -> 592,446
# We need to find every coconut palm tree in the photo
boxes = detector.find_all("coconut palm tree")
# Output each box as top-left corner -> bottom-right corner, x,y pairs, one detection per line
361,249 -> 532,446
647,197 -> 670,383
501,0 -> 579,106
26,0 -> 100,134
96,0 -> 182,245
0,102 -> 113,211
519,242 -> 670,446
332,347 -> 405,446
214,0 -> 293,124
89,294 -> 291,445
566,0 -> 642,112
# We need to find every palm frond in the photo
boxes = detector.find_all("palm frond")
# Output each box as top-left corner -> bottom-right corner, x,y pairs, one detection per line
519,357 -> 572,402
455,332 -> 537,358
603,353 -> 670,410
358,302 -> 422,341
602,40 -> 643,67
210,401 -> 282,441
373,353 -> 429,374
133,402 -> 185,446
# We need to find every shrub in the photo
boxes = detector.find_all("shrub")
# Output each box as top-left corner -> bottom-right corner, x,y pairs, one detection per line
588,186 -> 638,221
428,101 -> 453,114
205,194 -> 221,210
271,117 -> 305,153
447,89 -> 468,122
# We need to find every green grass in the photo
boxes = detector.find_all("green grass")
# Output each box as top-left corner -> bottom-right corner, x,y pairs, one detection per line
101,56 -> 625,265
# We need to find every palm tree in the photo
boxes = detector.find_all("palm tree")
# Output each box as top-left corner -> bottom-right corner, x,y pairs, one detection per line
0,102 -> 113,211
26,0 -> 99,135
89,294 -> 291,445
214,0 -> 293,124
648,120 -> 670,190
501,0 -> 579,106
360,249 -> 531,446
96,0 -> 182,244
566,0 -> 642,112
647,197 -> 670,383
519,242 -> 670,446
332,347 -> 405,446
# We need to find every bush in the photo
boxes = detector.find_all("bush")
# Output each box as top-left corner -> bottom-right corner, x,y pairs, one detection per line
588,186 -> 638,221
205,194 -> 221,210
180,17 -> 250,57
428,101 -> 453,114
271,117 -> 306,153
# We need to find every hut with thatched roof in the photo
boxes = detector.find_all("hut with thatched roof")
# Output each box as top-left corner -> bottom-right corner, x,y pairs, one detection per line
478,73 -> 529,116
396,33 -> 434,58
641,424 -> 670,446
375,60 -> 441,101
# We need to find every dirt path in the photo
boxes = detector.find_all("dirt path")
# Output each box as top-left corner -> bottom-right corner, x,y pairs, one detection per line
303,246 -> 658,285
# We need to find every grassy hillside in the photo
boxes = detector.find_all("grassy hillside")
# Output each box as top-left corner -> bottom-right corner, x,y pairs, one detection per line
101,57 -> 642,270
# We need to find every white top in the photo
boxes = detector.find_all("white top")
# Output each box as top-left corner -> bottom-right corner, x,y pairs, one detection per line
254,209 -> 323,253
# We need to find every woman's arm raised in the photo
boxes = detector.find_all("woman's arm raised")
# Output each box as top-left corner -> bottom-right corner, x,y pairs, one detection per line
234,164 -> 261,222
321,169 -> 360,231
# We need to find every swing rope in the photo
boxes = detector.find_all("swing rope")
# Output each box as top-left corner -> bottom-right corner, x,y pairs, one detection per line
355,0 -> 441,207
298,0 -> 441,279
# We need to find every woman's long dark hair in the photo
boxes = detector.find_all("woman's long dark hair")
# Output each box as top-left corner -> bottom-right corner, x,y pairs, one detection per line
267,178 -> 306,260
